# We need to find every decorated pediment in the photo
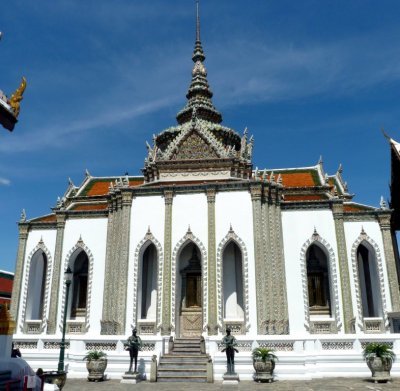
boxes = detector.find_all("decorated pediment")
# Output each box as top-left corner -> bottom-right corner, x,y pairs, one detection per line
171,130 -> 219,160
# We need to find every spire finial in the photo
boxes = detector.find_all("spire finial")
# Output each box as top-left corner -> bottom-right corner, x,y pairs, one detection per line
176,0 -> 223,124
196,0 -> 201,42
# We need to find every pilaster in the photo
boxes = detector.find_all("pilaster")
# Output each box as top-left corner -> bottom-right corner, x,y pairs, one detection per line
206,188 -> 218,335
116,190 -> 133,334
269,184 -> 289,334
101,198 -> 115,330
47,213 -> 66,334
9,223 -> 29,322
161,190 -> 174,335
378,213 -> 400,311
332,202 -> 353,333
250,183 -> 265,334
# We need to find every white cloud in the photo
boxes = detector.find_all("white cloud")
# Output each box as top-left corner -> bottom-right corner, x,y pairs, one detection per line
0,178 -> 10,186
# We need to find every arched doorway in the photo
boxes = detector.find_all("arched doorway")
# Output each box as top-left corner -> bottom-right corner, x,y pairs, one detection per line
69,250 -> 89,320
137,242 -> 158,322
222,241 -> 244,321
26,250 -> 47,321
357,242 -> 383,318
306,244 -> 332,316
176,242 -> 203,337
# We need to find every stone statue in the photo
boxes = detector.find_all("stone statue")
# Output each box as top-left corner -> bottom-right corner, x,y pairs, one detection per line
125,329 -> 142,373
221,328 -> 238,375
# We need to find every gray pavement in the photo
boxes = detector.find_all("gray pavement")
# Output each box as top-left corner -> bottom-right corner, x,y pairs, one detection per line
63,378 -> 400,391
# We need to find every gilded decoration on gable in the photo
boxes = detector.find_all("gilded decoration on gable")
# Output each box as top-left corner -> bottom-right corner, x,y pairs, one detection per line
172,131 -> 218,160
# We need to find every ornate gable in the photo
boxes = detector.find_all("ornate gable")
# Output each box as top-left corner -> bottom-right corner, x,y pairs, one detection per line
171,130 -> 219,160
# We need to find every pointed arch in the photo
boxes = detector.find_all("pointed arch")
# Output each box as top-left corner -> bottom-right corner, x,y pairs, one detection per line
299,230 -> 341,331
60,237 -> 94,332
132,230 -> 163,331
216,227 -> 250,333
20,239 -> 53,333
171,229 -> 208,332
350,230 -> 388,330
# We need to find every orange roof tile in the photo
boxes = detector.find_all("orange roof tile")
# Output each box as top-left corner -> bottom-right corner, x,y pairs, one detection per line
284,194 -> 328,201
71,204 -> 108,211
33,214 -> 57,223
83,178 -> 144,196
280,172 -> 319,187
86,181 -> 110,196
343,204 -> 372,213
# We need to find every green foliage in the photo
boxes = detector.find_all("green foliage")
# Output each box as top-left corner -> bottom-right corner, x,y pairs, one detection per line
252,347 -> 278,363
83,350 -> 107,361
362,343 -> 396,362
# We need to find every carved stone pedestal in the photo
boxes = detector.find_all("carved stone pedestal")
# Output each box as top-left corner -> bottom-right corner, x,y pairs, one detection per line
121,372 -> 141,384
222,373 -> 239,385
180,308 -> 202,337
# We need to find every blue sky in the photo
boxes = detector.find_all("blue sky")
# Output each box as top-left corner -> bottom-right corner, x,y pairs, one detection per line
1,0 -> 400,272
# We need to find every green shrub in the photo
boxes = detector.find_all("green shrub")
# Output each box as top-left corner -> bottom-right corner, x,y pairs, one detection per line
252,347 -> 278,363
362,343 -> 396,362
83,350 -> 107,361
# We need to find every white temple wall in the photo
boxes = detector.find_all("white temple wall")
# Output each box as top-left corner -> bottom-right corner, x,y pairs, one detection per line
172,193 -> 208,245
17,229 -> 57,333
127,195 -> 165,332
344,221 -> 392,315
215,191 -> 255,335
281,209 -> 342,334
57,218 -> 108,335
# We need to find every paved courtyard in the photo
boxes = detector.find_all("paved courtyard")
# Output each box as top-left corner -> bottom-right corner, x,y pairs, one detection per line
63,378 -> 400,391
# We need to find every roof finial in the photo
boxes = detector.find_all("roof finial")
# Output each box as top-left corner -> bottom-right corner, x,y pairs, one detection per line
196,0 -> 201,42
176,0 -> 222,124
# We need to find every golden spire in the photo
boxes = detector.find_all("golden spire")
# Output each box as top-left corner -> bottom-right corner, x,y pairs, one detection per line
8,76 -> 27,118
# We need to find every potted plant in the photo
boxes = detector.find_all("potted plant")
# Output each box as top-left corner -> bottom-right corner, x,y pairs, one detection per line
83,350 -> 108,382
252,347 -> 278,383
363,342 -> 396,383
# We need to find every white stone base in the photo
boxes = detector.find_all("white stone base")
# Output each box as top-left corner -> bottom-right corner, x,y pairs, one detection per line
121,372 -> 141,384
223,373 -> 240,385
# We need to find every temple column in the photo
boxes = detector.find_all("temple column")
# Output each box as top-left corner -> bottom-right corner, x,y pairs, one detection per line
101,195 -> 116,334
378,213 -> 400,311
47,213 -> 66,334
269,182 -> 289,334
250,183 -> 266,334
116,190 -> 133,334
206,188 -> 218,335
10,223 -> 29,322
161,190 -> 174,335
332,202 -> 353,333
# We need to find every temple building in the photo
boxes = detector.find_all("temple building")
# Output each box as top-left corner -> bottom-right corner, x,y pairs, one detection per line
10,3 -> 400,380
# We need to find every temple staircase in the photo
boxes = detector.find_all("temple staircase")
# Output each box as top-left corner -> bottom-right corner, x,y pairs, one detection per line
157,338 -> 211,383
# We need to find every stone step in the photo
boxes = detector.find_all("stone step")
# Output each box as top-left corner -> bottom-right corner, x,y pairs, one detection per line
170,346 -> 201,350
171,347 -> 201,354
161,354 -> 208,360
157,375 -> 207,383
174,338 -> 201,341
159,362 -> 207,369
158,369 -> 207,377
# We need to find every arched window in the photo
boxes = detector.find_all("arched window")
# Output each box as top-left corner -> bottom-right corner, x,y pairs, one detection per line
222,241 -> 244,320
70,250 -> 88,319
357,243 -> 382,318
26,250 -> 47,320
137,243 -> 158,320
306,244 -> 331,316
